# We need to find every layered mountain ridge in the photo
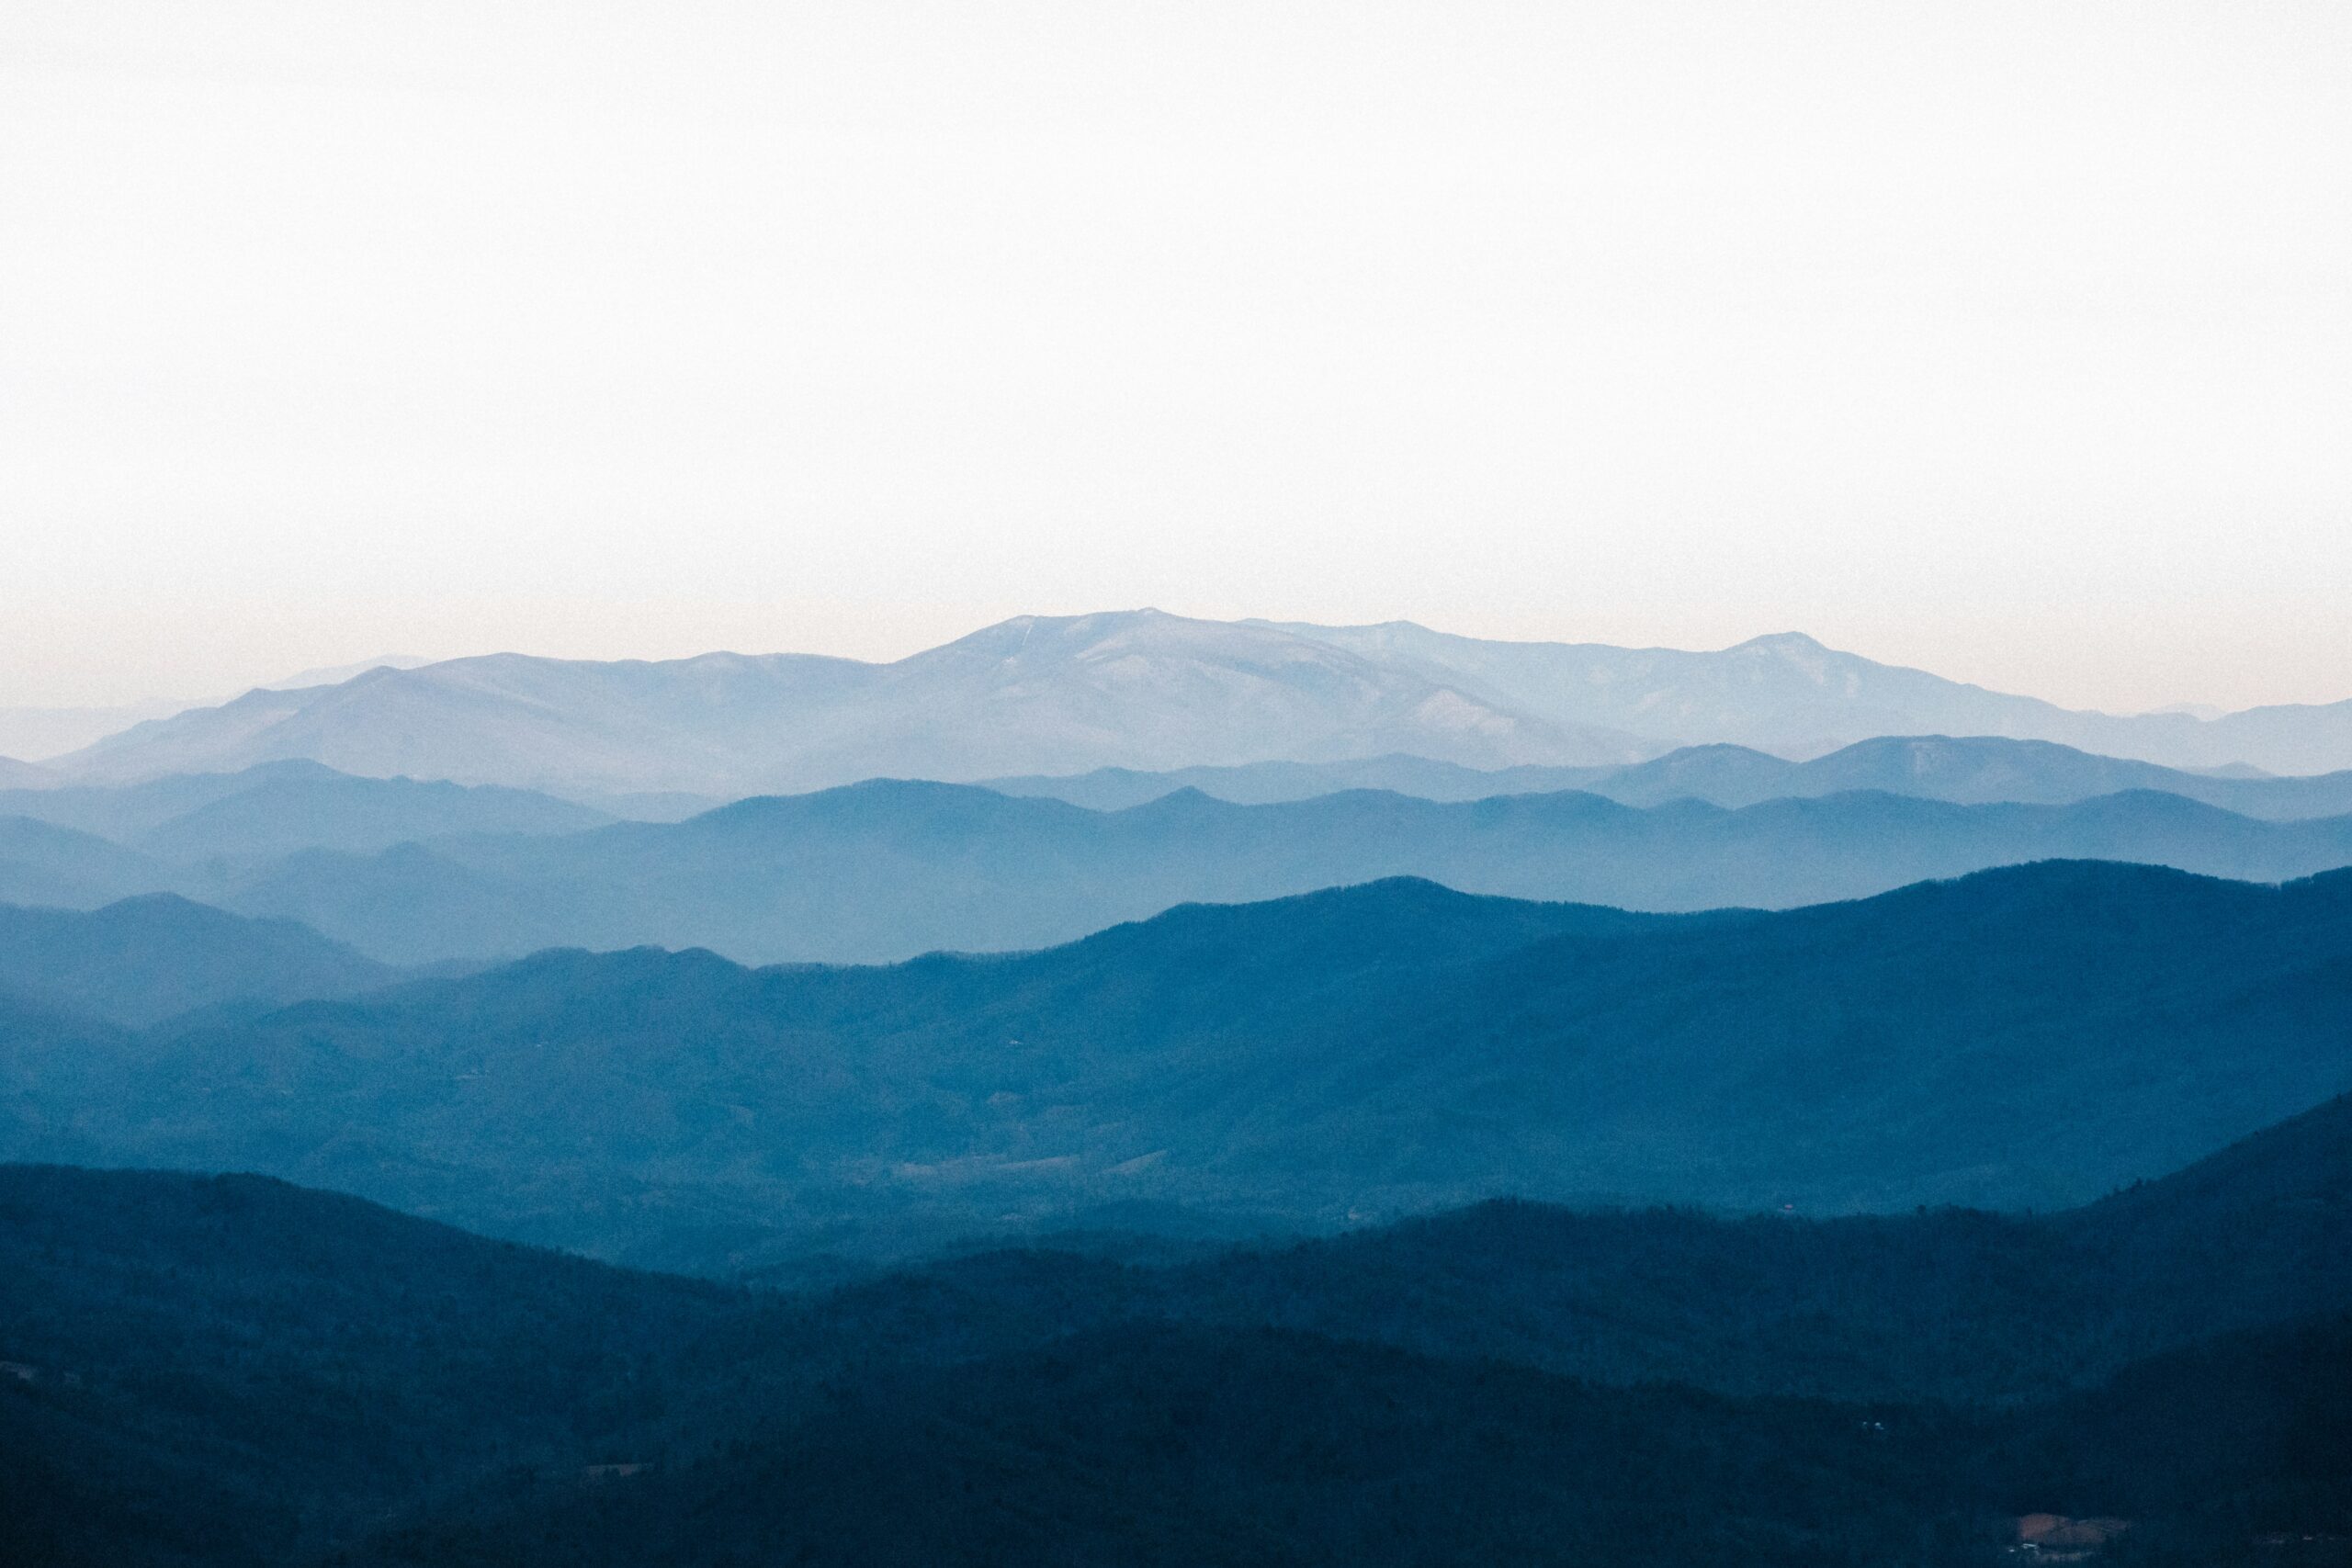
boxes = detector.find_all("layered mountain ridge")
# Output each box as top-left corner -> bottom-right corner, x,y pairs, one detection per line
6,1080 -> 2352,1566
12,762 -> 2352,965
8,862 -> 2350,1266
41,611 -> 2352,795
990,733 -> 2352,818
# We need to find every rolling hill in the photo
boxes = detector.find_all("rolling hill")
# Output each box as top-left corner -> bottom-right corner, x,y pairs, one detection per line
0,760 -> 616,857
7,1122 -> 2351,1568
16,759 -> 2352,966
0,1165 -> 736,1568
345,1311 -> 2352,1568
0,817 -> 175,910
218,780 -> 2352,964
0,895 -> 403,1026
1127,1090 -> 2352,1403
7,863 -> 2351,1262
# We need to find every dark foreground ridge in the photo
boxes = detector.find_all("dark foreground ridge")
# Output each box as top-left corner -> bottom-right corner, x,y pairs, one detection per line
3,1093 -> 2349,1567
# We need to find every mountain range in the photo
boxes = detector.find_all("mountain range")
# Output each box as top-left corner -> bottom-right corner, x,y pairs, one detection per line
8,770 -> 2352,965
34,611 -> 2352,796
6,1077 -> 2349,1566
7,862 -> 2349,1268
0,757 -> 619,859
989,734 -> 2352,818
0,659 -> 431,765
9,744 -> 2352,970
210,782 -> 2352,964
48,614 -> 1646,795
1260,617 -> 2352,773
9,610 -> 2352,1563
0,762 -> 624,909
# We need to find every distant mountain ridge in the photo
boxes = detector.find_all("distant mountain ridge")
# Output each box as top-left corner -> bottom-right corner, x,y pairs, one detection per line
0,760 -> 621,859
0,699 -> 197,764
213,781 -> 2352,965
0,816 -> 173,910
52,614 -> 1658,795
42,611 -> 2352,795
12,764 -> 2352,966
0,895 -> 402,1026
1261,618 -> 2352,773
990,734 -> 2352,819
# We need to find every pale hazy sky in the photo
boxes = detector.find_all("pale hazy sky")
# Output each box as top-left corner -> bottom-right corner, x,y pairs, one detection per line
4,1 -> 2348,714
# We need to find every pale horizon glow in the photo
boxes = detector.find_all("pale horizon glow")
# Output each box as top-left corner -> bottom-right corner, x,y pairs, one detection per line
5,2 -> 2349,716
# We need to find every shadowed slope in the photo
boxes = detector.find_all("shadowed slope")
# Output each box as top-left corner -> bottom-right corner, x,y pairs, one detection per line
6,864 -> 2351,1259
8,1093 -> 2352,1568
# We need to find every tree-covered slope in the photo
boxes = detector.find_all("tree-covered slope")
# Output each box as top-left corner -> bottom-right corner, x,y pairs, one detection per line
6,864 -> 2350,1263
6,1141 -> 2352,1568
0,1166 -> 738,1567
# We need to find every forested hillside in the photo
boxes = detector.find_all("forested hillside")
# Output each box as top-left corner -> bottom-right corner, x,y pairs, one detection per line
6,1119 -> 2350,1567
6,863 -> 2348,1265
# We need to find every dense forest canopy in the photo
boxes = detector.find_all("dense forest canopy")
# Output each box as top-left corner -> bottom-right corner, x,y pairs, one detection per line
4,1087 -> 2349,1566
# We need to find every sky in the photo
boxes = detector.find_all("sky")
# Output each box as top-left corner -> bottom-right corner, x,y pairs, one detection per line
3,1 -> 2348,716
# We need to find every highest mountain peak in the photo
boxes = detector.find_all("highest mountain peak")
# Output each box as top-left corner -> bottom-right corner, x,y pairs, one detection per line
1727,630 -> 1832,654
